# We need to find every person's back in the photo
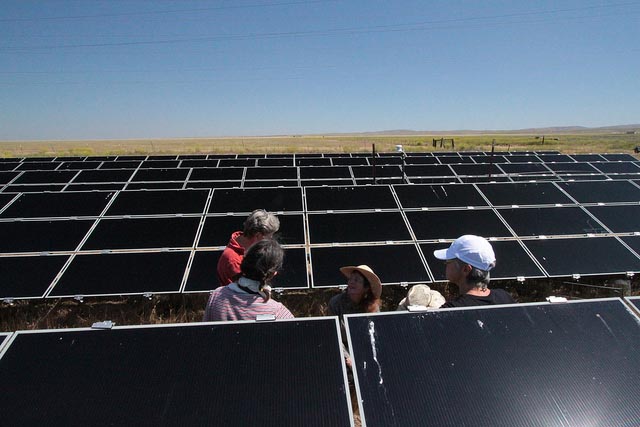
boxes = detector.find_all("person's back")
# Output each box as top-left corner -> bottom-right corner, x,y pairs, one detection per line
205,239 -> 293,321
440,288 -> 514,308
204,278 -> 293,321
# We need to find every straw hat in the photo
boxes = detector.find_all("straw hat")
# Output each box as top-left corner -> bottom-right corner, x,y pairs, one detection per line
339,265 -> 382,299
397,284 -> 445,310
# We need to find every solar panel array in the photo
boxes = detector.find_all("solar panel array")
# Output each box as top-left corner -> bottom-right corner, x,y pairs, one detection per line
0,317 -> 354,426
1,151 -> 639,192
1,151 -> 639,300
346,298 -> 640,427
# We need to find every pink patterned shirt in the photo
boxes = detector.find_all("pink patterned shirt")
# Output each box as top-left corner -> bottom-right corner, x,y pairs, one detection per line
203,281 -> 294,322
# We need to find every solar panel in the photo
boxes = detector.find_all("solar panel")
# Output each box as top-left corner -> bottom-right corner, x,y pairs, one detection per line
522,237 -> 640,277
72,169 -> 134,183
140,160 -> 180,169
627,296 -> 640,311
0,255 -> 69,299
125,182 -> 184,190
497,206 -> 609,236
620,236 -> 640,257
13,171 -> 78,184
308,211 -> 411,244
437,156 -> 475,164
17,161 -> 60,171
403,164 -> 454,177
50,252 -> 191,297
305,185 -> 397,211
81,217 -> 201,250
188,167 -> 244,181
58,161 -> 101,170
106,189 -> 209,216
406,209 -> 512,240
0,171 -> 21,184
245,166 -> 298,180
508,154 -> 542,163
591,162 -> 640,174
602,153 -> 637,161
393,183 -> 488,208
184,246 -> 309,291
198,214 -> 304,247
556,180 -> 640,204
450,163 -> 503,176
99,160 -> 141,169
257,158 -> 294,167
310,244 -> 429,287
537,154 -> 574,162
0,333 -> 9,351
0,318 -> 352,426
4,184 -> 66,193
208,187 -> 303,213
0,220 -> 94,253
476,182 -> 574,206
64,183 -> 125,192
585,205 -> 640,233
351,165 -> 402,180
420,240 -> 545,281
131,168 -> 188,182
544,162 -> 599,173
345,299 -> 640,427
0,192 -> 115,219
0,193 -> 17,211
570,154 -> 605,162
299,166 -> 352,179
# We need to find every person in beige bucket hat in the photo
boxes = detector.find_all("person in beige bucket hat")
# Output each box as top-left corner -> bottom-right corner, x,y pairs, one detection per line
328,264 -> 382,318
396,284 -> 445,311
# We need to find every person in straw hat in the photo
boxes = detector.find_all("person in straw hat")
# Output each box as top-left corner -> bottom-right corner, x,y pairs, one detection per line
328,264 -> 382,317
396,284 -> 445,311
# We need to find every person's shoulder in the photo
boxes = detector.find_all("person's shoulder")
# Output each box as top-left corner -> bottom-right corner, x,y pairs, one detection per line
490,288 -> 516,303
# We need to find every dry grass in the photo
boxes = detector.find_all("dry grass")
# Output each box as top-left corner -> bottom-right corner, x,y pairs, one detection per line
1,132 -> 639,157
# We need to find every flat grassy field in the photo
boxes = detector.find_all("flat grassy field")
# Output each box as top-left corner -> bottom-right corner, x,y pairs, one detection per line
1,132 -> 639,157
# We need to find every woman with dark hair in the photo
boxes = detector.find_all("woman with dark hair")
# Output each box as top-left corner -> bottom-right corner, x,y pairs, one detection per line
204,239 -> 293,321
328,265 -> 382,316
328,265 -> 382,369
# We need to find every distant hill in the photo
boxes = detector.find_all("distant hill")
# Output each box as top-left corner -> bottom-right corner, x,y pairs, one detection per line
336,124 -> 640,136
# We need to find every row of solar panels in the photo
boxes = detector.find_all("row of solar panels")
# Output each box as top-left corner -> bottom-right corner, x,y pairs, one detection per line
3,233 -> 640,300
1,160 -> 639,193
1,298 -> 640,426
2,150 -> 633,164
1,180 -> 640,220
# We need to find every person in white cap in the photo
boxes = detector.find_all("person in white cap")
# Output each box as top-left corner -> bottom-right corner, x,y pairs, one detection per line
433,235 -> 515,308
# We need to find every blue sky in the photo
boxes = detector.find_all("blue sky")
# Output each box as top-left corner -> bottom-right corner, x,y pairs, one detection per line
2,0 -> 639,140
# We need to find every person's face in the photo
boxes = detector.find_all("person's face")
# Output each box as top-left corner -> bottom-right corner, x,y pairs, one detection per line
444,258 -> 470,286
346,271 -> 369,304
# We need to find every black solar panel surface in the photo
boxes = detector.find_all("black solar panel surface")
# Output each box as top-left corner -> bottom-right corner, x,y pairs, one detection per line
346,299 -> 640,427
0,319 -> 352,426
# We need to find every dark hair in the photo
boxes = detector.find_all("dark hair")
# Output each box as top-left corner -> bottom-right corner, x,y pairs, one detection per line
351,271 -> 381,313
240,239 -> 284,302
467,266 -> 491,289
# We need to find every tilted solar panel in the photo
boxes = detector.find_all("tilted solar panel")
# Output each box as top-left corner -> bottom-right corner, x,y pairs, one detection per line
0,318 -> 352,426
345,299 -> 640,427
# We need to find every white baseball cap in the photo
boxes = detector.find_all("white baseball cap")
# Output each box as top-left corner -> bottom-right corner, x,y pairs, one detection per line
433,235 -> 496,271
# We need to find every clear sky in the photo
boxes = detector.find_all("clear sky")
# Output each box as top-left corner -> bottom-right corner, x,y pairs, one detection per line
1,0 -> 639,140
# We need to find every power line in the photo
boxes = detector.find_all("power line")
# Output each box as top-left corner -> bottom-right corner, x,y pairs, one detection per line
1,1 -> 638,51
0,0 -> 337,22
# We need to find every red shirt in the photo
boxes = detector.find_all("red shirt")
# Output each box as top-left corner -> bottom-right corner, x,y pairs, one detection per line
216,231 -> 244,286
